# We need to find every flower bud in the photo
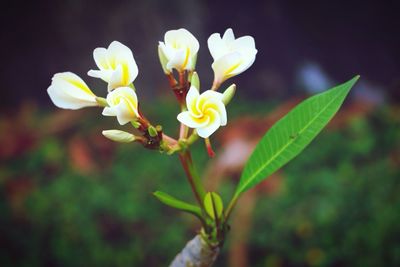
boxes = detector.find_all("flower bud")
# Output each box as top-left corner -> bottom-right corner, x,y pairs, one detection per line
47,72 -> 98,110
148,125 -> 158,137
203,192 -> 224,220
221,84 -> 236,105
158,28 -> 200,72
190,71 -> 200,90
102,130 -> 135,143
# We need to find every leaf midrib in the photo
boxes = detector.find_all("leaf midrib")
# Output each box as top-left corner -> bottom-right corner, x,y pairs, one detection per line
236,89 -> 345,195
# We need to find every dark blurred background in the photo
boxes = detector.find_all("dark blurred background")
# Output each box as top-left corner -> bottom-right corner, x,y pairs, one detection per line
1,0 -> 399,266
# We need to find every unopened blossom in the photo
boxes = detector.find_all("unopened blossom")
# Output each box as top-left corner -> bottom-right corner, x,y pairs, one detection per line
88,41 -> 138,91
177,86 -> 227,138
102,87 -> 139,125
208,28 -> 257,86
47,72 -> 98,109
158,28 -> 199,73
102,129 -> 136,143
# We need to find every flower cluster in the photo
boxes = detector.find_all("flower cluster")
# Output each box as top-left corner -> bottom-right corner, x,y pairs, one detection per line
47,28 -> 257,150
48,41 -> 140,126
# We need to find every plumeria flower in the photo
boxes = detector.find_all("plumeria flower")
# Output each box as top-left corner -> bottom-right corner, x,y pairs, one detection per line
102,87 -> 139,125
47,72 -> 98,109
88,41 -> 138,91
177,86 -> 227,138
208,28 -> 257,87
158,28 -> 200,73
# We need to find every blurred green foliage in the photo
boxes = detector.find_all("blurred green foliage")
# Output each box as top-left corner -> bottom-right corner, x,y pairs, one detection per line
250,108 -> 400,267
0,100 -> 399,267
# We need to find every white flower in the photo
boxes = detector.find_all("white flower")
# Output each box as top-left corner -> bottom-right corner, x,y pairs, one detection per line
102,87 -> 139,125
102,129 -> 136,143
158,28 -> 200,72
47,72 -> 98,110
177,86 -> 227,138
88,41 -> 138,91
208,28 -> 257,85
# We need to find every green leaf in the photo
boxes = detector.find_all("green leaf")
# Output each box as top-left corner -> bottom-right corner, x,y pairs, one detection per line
153,191 -> 202,218
235,76 -> 359,196
204,192 -> 224,219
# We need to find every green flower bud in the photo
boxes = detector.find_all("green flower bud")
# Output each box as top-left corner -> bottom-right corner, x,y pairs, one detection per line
222,84 -> 236,105
191,71 -> 200,89
148,125 -> 158,137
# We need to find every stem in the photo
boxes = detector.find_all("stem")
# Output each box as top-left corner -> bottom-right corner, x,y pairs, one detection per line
187,131 -> 199,145
162,133 -> 178,146
167,73 -> 178,88
224,193 -> 240,221
204,138 -> 215,158
178,71 -> 186,86
179,122 -> 189,139
169,235 -> 220,267
178,150 -> 207,208
211,80 -> 221,91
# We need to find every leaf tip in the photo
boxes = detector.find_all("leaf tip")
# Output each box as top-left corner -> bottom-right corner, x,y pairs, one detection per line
353,74 -> 361,82
152,191 -> 161,197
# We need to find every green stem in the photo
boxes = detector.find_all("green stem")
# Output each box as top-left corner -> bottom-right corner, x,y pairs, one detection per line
224,192 -> 240,221
178,150 -> 207,209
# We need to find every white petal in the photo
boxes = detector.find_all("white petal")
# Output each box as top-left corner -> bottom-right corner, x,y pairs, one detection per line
166,48 -> 186,71
158,43 -> 170,73
203,99 -> 227,126
48,72 -> 97,110
102,129 -> 135,143
93,47 -> 109,70
90,41 -> 138,87
115,100 -> 135,125
218,102 -> 227,126
231,36 -> 256,54
200,90 -> 224,102
52,79 -> 92,101
106,86 -> 138,107
181,29 -> 200,54
165,28 -> 199,54
186,86 -> 200,110
102,106 -> 116,116
107,65 -> 123,91
222,28 -> 235,43
109,41 -> 138,84
107,41 -> 128,68
207,33 -> 227,60
87,69 -> 113,82
230,53 -> 256,76
48,84 -> 89,110
159,42 -> 173,60
52,72 -> 88,87
104,87 -> 139,124
228,36 -> 257,75
197,110 -> 222,138
177,111 -> 210,128
211,52 -> 242,83
163,28 -> 199,71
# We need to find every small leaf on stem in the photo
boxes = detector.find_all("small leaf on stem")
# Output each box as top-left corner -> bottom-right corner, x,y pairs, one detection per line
153,191 -> 202,219
204,192 -> 223,220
